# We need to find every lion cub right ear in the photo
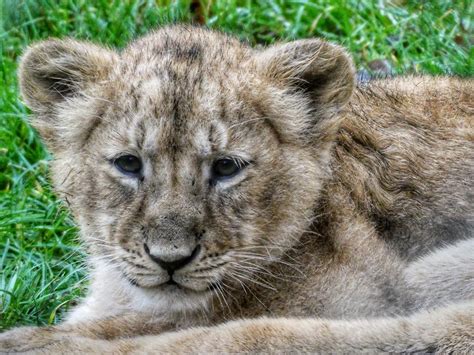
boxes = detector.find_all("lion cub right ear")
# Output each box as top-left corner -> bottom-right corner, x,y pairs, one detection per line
255,39 -> 355,143
18,39 -> 117,150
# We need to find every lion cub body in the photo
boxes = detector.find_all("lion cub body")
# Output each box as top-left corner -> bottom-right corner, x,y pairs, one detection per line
1,26 -> 472,352
67,75 -> 473,327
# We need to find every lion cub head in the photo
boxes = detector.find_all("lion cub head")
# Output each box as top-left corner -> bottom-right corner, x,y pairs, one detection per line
19,26 -> 354,311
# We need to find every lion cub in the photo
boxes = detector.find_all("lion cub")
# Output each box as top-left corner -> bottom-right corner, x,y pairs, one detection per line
1,26 -> 472,353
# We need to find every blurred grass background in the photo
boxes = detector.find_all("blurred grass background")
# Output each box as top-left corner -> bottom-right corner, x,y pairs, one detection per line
0,0 -> 472,330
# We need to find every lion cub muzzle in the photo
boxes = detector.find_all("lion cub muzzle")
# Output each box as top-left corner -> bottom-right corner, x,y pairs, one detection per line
143,213 -> 201,276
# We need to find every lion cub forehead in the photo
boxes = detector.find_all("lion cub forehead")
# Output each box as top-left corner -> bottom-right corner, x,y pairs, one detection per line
99,109 -> 232,160
100,73 -> 237,156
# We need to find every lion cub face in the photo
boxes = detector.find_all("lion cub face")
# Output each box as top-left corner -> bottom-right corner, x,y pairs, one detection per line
19,27 -> 354,309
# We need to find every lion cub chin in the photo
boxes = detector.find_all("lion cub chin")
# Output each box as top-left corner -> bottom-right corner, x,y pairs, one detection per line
1,26 -> 471,353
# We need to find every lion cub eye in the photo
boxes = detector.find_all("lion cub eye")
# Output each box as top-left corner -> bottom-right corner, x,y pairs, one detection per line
212,158 -> 248,180
114,155 -> 142,176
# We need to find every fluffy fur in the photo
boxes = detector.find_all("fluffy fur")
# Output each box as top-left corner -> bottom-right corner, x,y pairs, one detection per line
1,25 -> 472,353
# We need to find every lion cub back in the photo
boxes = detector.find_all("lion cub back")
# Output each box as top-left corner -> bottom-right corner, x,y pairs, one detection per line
332,76 -> 474,259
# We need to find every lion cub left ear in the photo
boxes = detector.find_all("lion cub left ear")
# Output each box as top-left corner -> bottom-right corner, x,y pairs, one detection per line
255,39 -> 355,141
18,39 -> 117,151
19,39 -> 116,112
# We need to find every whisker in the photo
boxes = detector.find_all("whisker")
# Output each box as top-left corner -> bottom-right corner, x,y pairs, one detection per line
227,269 -> 277,292
225,272 -> 270,311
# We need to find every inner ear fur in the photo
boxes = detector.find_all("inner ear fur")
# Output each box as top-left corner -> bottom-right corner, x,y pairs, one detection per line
19,39 -> 116,112
256,38 -> 355,119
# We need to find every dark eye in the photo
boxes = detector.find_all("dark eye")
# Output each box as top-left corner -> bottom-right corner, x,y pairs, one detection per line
212,158 -> 247,180
114,155 -> 142,176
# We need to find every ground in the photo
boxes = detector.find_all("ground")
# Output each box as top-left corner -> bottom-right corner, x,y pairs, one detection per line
0,0 -> 472,330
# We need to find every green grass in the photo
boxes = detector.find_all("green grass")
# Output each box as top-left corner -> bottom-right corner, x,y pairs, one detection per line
0,0 -> 472,330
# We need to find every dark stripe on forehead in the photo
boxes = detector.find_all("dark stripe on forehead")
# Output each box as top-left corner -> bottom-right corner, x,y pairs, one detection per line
204,77 -> 229,152
169,42 -> 203,63
82,114 -> 103,147
167,65 -> 196,132
168,54 -> 206,139
218,76 -> 228,122
250,95 -> 284,144
167,63 -> 198,187
208,122 -> 217,152
148,32 -> 204,65
263,116 -> 284,145
136,119 -> 146,151
81,102 -> 108,148
169,80 -> 181,189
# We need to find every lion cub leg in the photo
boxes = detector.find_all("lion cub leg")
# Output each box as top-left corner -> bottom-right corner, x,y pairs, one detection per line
0,313 -> 172,353
405,238 -> 474,310
113,301 -> 473,353
2,302 -> 472,353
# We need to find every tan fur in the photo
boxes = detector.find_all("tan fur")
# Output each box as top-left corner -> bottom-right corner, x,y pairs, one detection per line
1,25 -> 472,353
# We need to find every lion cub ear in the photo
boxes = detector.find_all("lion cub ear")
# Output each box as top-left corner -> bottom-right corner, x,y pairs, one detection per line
18,39 -> 117,150
255,39 -> 355,141
19,39 -> 116,111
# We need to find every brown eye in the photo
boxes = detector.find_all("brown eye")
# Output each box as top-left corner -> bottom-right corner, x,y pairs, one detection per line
114,155 -> 142,176
212,158 -> 247,180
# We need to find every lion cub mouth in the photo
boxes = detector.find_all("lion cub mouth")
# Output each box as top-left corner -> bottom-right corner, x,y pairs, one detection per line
125,275 -> 196,292
123,267 -> 219,295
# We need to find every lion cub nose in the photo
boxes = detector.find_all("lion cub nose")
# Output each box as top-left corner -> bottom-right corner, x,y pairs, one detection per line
144,243 -> 201,273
